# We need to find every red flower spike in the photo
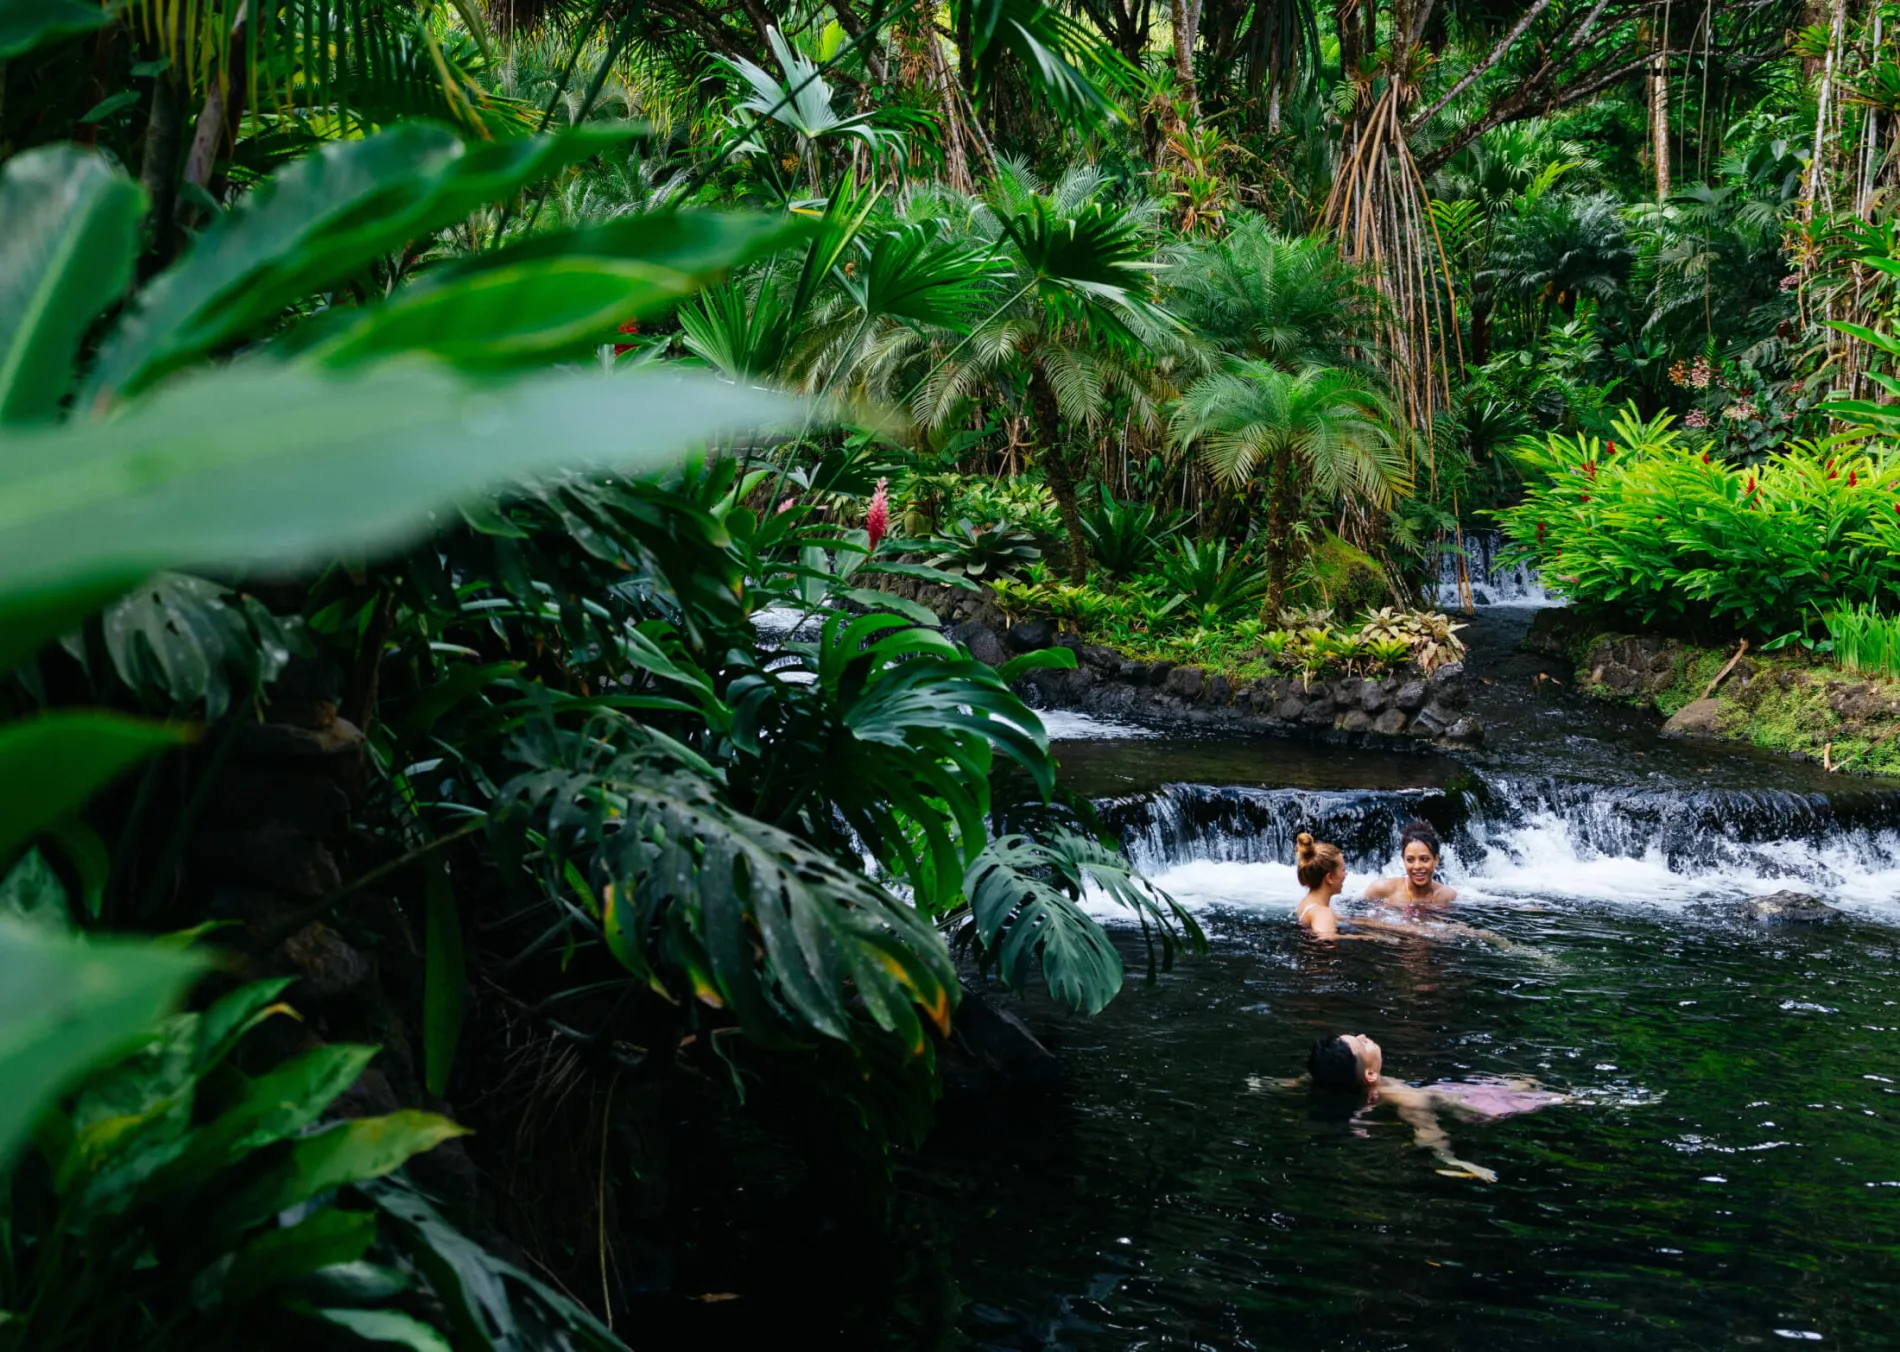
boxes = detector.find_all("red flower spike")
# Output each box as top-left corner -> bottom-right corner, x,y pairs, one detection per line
866,478 -> 890,551
1607,441 -> 1617,455
1536,522 -> 1547,543
1849,470 -> 1858,488
1580,494 -> 1591,503
1702,452 -> 1711,464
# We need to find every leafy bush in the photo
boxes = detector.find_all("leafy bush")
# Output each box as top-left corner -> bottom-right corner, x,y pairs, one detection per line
0,919 -> 601,1351
923,517 -> 1042,578
1156,539 -> 1268,621
1079,486 -> 1178,579
1495,405 -> 1900,637
1358,607 -> 1468,673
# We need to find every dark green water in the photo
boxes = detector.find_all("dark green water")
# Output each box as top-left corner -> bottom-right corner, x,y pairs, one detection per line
911,906 -> 1900,1349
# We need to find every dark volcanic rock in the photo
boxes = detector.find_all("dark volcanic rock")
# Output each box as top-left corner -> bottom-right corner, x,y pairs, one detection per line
1163,666 -> 1205,701
1372,708 -> 1408,736
947,620 -> 1007,668
1394,680 -> 1428,713
1005,618 -> 1056,652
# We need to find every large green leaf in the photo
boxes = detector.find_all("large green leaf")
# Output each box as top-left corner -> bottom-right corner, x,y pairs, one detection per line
101,573 -> 297,719
0,713 -> 189,864
83,121 -> 640,403
495,737 -> 956,1052
309,211 -> 809,371
303,1307 -> 453,1352
210,1111 -> 468,1234
963,830 -> 1201,1014
0,0 -> 110,61
0,145 -> 143,423
0,363 -> 794,653
213,1209 -> 379,1307
143,1043 -> 380,1199
0,922 -> 206,1168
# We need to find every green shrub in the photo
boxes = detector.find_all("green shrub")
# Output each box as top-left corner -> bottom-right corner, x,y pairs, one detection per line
923,517 -> 1042,578
1080,486 -> 1179,580
1157,539 -> 1268,621
1495,404 -> 1900,637
1825,605 -> 1900,681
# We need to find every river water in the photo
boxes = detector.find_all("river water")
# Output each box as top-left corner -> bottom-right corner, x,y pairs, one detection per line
894,603 -> 1900,1350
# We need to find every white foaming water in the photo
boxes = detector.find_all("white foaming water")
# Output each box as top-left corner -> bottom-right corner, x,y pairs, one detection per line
1099,809 -> 1900,925
1037,709 -> 1159,741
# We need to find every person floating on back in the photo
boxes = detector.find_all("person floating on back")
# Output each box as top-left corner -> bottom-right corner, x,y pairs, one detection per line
1364,818 -> 1458,916
1306,1032 -> 1567,1183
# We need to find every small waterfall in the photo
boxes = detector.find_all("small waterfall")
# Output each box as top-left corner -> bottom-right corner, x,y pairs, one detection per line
1101,776 -> 1900,917
1434,531 -> 1555,609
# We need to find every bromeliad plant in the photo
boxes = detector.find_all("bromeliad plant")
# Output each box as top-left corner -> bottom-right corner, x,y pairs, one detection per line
1496,404 -> 1900,638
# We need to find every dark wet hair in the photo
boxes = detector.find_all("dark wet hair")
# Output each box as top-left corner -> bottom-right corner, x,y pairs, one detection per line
1399,819 -> 1442,858
1308,1035 -> 1364,1091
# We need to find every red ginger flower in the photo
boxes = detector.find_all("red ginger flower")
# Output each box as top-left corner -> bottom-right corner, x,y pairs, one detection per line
866,477 -> 890,550
1536,521 -> 1547,543
1849,470 -> 1858,488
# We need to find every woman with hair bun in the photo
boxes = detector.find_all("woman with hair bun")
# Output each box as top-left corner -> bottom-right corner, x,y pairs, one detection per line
1293,832 -> 1348,936
1364,818 -> 1458,914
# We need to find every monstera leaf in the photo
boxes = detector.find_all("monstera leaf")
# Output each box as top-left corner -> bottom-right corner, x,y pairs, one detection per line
94,573 -> 298,719
962,829 -> 1200,1014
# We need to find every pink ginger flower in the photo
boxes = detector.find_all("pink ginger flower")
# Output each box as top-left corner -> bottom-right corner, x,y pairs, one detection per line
866,477 -> 890,550
1684,409 -> 1710,429
776,496 -> 797,514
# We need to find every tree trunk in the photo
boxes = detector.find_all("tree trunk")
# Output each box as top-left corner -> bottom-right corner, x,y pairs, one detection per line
138,71 -> 183,258
1170,0 -> 1200,117
1647,16 -> 1671,203
1263,444 -> 1297,619
1028,360 -> 1090,583
1469,290 -> 1493,366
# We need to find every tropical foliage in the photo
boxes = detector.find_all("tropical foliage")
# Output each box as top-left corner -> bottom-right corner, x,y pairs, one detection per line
6,0 -> 1900,1336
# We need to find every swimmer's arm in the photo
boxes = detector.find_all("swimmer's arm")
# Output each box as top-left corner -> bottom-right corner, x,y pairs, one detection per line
1390,1090 -> 1497,1183
1307,906 -> 1339,937
1360,878 -> 1397,901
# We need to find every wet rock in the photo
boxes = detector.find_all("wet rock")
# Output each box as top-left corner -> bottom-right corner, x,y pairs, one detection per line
1736,890 -> 1843,925
1341,708 -> 1374,733
1147,661 -> 1176,686
944,985 -> 1061,1091
1372,708 -> 1408,736
279,921 -> 372,1000
1427,663 -> 1467,708
947,621 -> 1006,668
1118,659 -> 1150,683
198,823 -> 341,898
1444,716 -> 1484,745
1301,697 -> 1337,725
1422,699 -> 1462,730
1273,696 -> 1305,721
1208,674 -> 1233,706
1394,680 -> 1428,713
1410,705 -> 1448,736
1005,618 -> 1055,652
1661,698 -> 1721,739
1163,666 -> 1205,701
1359,683 -> 1387,713
1081,644 -> 1121,672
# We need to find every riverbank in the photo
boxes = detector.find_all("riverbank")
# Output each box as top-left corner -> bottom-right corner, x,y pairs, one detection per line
1525,609 -> 1900,775
867,574 -> 1486,749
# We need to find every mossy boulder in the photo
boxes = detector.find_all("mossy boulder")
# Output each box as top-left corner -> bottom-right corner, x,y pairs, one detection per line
1287,532 -> 1390,617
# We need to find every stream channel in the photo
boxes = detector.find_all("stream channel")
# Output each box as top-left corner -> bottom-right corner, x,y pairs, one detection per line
891,600 -> 1900,1350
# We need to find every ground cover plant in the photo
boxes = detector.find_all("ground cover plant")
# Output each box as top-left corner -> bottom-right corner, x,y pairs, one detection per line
4,0 -> 1900,1339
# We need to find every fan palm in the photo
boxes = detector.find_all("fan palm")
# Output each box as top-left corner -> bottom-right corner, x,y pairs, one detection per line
912,161 -> 1180,580
1171,361 -> 1407,613
1163,216 -> 1379,374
